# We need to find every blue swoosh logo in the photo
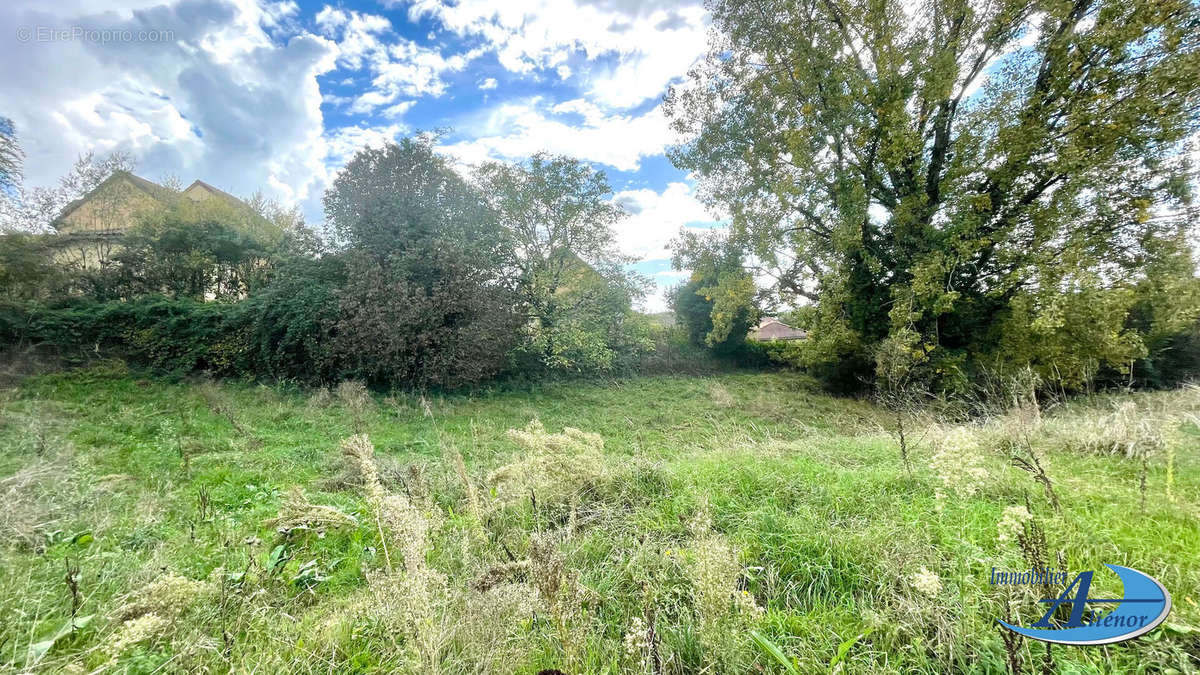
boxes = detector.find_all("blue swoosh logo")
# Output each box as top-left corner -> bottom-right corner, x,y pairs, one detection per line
998,565 -> 1171,645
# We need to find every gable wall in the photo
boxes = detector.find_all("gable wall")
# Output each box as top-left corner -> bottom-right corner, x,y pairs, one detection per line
56,177 -> 167,236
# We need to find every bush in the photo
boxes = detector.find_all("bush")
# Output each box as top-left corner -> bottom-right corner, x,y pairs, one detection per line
331,253 -> 523,389
238,257 -> 343,382
0,297 -> 249,376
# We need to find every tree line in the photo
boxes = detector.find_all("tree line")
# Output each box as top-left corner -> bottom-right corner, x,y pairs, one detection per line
0,135 -> 716,387
4,0 -> 1200,395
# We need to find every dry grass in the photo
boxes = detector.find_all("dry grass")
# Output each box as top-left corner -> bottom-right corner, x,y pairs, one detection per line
345,433 -> 450,671
265,486 -> 358,532
487,420 -> 608,508
337,380 -> 373,433
0,453 -> 71,550
1043,384 -> 1199,457
709,382 -> 736,408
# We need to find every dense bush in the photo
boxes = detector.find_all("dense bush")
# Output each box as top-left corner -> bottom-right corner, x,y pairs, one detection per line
0,297 -> 248,376
238,256 -> 344,382
331,252 -> 522,388
0,233 -> 67,302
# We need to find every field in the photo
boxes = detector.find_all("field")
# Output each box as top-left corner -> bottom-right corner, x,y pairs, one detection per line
1,364 -> 1198,673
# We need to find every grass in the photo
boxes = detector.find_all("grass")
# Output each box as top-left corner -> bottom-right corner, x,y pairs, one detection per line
1,361 -> 1198,673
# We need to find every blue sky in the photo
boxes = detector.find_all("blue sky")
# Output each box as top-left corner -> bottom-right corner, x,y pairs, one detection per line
1,0 -> 723,309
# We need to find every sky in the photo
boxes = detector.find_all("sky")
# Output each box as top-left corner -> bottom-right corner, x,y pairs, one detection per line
0,0 -> 723,310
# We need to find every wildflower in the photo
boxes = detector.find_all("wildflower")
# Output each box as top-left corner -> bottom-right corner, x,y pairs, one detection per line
929,425 -> 989,503
623,616 -> 651,658
709,383 -> 735,407
265,486 -> 357,532
734,589 -> 765,619
111,572 -> 207,622
911,566 -> 942,597
997,505 -> 1032,545
487,420 -> 607,507
687,501 -> 714,538
690,534 -> 739,628
106,613 -> 169,658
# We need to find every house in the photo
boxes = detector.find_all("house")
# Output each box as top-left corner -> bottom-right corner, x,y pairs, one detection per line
749,316 -> 807,341
48,171 -> 272,268
51,170 -> 177,237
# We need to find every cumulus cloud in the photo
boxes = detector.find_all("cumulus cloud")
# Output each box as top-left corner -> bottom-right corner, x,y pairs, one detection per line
405,0 -> 707,110
440,97 -> 674,171
314,6 -> 478,114
611,181 -> 722,261
1,0 -> 337,214
323,122 -> 407,171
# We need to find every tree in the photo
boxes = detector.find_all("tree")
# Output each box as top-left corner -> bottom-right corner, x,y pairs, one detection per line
332,251 -> 522,388
0,117 -> 23,217
108,215 -> 273,301
477,153 -> 649,370
669,229 -> 757,356
667,0 -> 1200,391
9,150 -> 137,233
0,233 -> 66,301
323,136 -> 499,267
322,137 -> 522,386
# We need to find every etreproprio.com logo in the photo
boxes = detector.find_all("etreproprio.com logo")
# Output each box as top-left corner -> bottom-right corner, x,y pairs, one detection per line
993,564 -> 1172,645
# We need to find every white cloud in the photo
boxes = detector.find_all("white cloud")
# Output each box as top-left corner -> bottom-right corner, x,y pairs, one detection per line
585,10 -> 706,108
440,97 -> 674,171
316,6 -> 478,114
406,0 -> 707,110
381,100 -> 416,119
1,0 -> 337,219
640,266 -> 690,312
479,77 -> 498,90
611,181 -> 721,260
323,123 -> 407,170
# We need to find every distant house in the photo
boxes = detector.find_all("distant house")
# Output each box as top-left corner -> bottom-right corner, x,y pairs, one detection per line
749,316 -> 807,341
48,171 -> 272,268
52,170 -> 177,237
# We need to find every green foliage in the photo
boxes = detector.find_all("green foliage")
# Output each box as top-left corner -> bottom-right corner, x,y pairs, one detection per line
0,297 -> 248,376
107,215 -> 274,301
323,135 -> 498,265
670,231 -> 758,358
667,0 -> 1200,393
239,255 -> 344,383
331,252 -> 522,388
478,153 -> 650,373
0,233 -> 66,301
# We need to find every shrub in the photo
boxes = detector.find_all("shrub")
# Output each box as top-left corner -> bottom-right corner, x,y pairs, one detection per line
0,297 -> 248,376
331,253 -> 522,389
238,256 -> 343,382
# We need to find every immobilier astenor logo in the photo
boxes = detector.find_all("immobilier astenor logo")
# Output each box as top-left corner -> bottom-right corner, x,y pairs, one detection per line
992,564 -> 1171,645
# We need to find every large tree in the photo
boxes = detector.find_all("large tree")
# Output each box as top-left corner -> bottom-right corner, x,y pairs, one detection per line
322,137 -> 522,386
476,153 -> 648,371
667,0 -> 1200,389
0,117 -> 22,202
323,136 -> 501,271
0,117 -> 22,232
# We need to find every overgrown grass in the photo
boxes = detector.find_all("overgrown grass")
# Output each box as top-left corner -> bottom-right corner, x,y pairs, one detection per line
1,362 -> 1198,673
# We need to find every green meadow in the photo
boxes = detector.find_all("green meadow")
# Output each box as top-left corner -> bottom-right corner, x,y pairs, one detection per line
2,365 -> 1198,673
